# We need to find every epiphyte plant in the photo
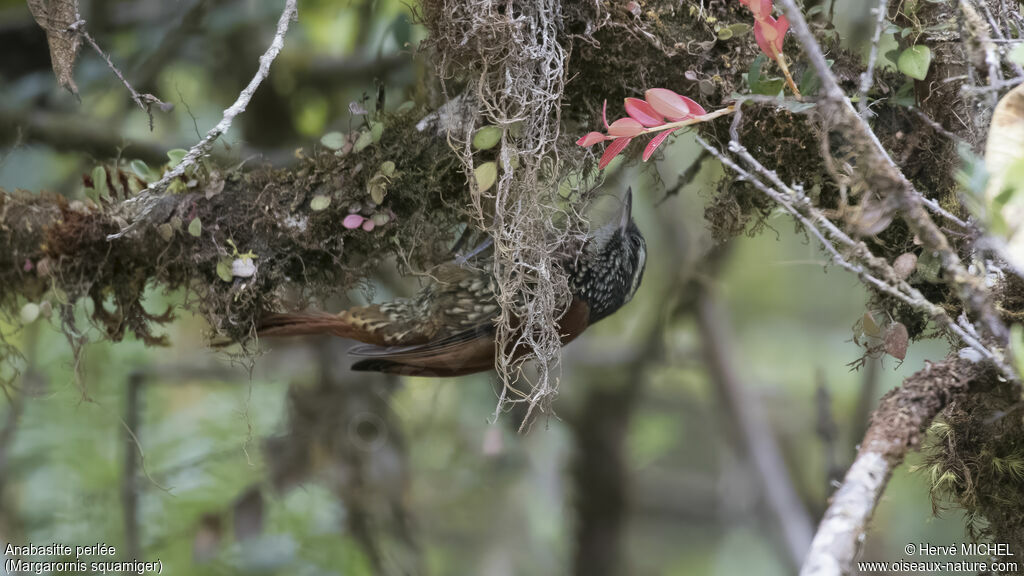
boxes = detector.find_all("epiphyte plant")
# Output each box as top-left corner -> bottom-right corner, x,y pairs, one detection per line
576,89 -> 735,169
739,0 -> 800,97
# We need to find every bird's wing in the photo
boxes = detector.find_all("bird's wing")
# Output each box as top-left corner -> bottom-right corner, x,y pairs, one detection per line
348,323 -> 492,359
348,324 -> 496,377
347,298 -> 591,377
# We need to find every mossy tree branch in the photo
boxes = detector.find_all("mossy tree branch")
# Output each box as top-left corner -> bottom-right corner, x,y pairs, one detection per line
0,112 -> 467,347
801,360 -> 982,576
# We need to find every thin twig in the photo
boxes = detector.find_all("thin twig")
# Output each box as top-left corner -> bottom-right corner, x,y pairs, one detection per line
960,75 -> 1024,95
72,22 -> 169,130
737,96 -> 969,230
909,107 -> 963,144
108,0 -> 299,240
857,0 -> 888,118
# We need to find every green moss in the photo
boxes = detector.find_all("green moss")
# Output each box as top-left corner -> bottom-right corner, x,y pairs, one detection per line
918,377 -> 1024,562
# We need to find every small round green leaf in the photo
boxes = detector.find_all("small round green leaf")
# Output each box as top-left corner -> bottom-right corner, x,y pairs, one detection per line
370,122 -> 384,143
51,287 -> 68,305
354,130 -> 374,152
727,23 -> 751,36
897,45 -> 932,80
91,166 -> 110,201
310,195 -> 332,211
216,260 -> 233,282
188,217 -> 202,237
1011,324 -> 1024,377
472,126 -> 503,150
379,161 -> 396,177
20,303 -> 39,324
166,148 -> 188,167
130,159 -> 158,183
320,132 -> 346,150
474,162 -> 498,193
368,181 -> 387,204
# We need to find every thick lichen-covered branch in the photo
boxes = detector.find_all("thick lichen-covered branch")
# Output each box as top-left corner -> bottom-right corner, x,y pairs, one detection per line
802,360 -> 982,576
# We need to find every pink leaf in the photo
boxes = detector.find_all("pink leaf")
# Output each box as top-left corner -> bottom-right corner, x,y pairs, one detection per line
361,219 -> 376,231
683,97 -> 706,117
773,14 -> 790,54
343,214 -> 366,229
644,88 -> 706,120
741,0 -> 773,20
577,131 -> 609,147
753,21 -> 774,57
754,15 -> 788,57
642,129 -> 676,161
608,117 -> 646,137
598,137 -> 633,170
624,97 -> 665,127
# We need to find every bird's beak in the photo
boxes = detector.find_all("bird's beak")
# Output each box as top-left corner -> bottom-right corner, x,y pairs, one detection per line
619,188 -> 633,232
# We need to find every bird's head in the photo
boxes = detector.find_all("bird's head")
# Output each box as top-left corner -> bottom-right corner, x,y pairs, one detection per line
571,188 -> 648,323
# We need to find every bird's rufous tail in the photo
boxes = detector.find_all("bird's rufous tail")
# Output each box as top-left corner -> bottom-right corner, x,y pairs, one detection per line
256,311 -> 358,339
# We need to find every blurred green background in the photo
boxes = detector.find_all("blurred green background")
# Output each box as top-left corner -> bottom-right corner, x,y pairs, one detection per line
0,0 -> 968,574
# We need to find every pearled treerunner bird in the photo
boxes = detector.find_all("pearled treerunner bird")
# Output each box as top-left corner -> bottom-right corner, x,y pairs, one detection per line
257,189 -> 647,376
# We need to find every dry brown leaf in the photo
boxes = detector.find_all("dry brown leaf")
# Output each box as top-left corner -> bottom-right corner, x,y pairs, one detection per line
892,252 -> 918,280
884,322 -> 909,361
26,0 -> 82,95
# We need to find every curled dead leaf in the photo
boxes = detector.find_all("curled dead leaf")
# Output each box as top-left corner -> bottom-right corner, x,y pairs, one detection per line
884,322 -> 909,361
862,312 -> 881,338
